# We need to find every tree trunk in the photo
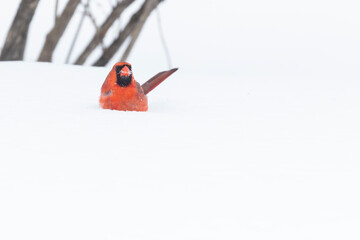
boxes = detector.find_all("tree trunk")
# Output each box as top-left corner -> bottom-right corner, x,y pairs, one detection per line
0,0 -> 40,61
38,0 -> 81,62
74,0 -> 134,65
93,0 -> 163,67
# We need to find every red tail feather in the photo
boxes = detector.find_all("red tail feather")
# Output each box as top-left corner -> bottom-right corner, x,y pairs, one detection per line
141,68 -> 178,95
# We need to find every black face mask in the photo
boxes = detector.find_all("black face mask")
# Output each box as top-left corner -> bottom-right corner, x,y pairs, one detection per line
115,65 -> 132,87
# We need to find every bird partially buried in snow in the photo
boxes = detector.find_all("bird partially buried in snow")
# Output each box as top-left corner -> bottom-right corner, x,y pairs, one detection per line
100,62 -> 178,111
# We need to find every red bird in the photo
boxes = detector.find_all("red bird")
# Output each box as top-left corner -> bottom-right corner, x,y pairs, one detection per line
100,62 -> 178,111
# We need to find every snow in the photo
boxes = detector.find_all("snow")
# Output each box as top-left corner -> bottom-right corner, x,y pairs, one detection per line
1,0 -> 360,238
0,61 -> 360,239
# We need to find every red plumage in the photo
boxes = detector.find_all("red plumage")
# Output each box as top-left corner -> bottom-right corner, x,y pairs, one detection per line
100,62 -> 178,111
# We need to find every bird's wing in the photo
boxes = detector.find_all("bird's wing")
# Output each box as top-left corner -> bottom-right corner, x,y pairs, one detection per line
141,68 -> 178,95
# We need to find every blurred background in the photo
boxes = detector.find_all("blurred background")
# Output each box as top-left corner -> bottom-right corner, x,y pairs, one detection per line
1,2 -> 360,239
0,0 -> 359,77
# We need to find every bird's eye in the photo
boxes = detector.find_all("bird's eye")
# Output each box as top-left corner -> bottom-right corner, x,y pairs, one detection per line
115,65 -> 123,74
128,65 -> 132,71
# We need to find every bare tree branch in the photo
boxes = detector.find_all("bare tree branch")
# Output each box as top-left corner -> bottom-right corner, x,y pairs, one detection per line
65,1 -> 90,64
73,0 -> 134,65
1,0 -> 167,65
84,5 -> 104,49
119,11 -> 148,61
120,2 -> 169,62
55,0 -> 59,22
38,0 -> 81,62
84,10 -> 105,51
93,0 -> 163,67
0,0 -> 40,61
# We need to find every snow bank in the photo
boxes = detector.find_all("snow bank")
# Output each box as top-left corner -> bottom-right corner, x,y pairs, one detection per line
0,62 -> 359,239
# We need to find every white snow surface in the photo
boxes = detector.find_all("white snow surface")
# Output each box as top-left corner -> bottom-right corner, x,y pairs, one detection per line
0,62 -> 360,239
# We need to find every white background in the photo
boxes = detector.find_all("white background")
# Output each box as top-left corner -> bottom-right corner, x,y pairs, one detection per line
0,0 -> 359,76
0,1 -> 360,239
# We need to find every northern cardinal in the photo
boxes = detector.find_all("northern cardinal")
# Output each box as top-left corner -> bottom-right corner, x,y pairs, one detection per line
100,62 -> 178,111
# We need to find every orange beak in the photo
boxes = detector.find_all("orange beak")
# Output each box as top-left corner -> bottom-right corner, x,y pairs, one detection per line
120,66 -> 131,77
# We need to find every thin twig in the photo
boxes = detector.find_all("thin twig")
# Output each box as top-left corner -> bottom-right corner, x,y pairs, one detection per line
156,7 -> 172,68
38,0 -> 82,62
85,8 -> 105,50
55,0 -> 59,22
120,0 -> 155,61
73,0 -> 134,65
93,0 -> 162,66
65,0 -> 89,63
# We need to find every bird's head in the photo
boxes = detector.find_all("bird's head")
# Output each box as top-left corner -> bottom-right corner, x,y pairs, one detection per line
113,62 -> 133,87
